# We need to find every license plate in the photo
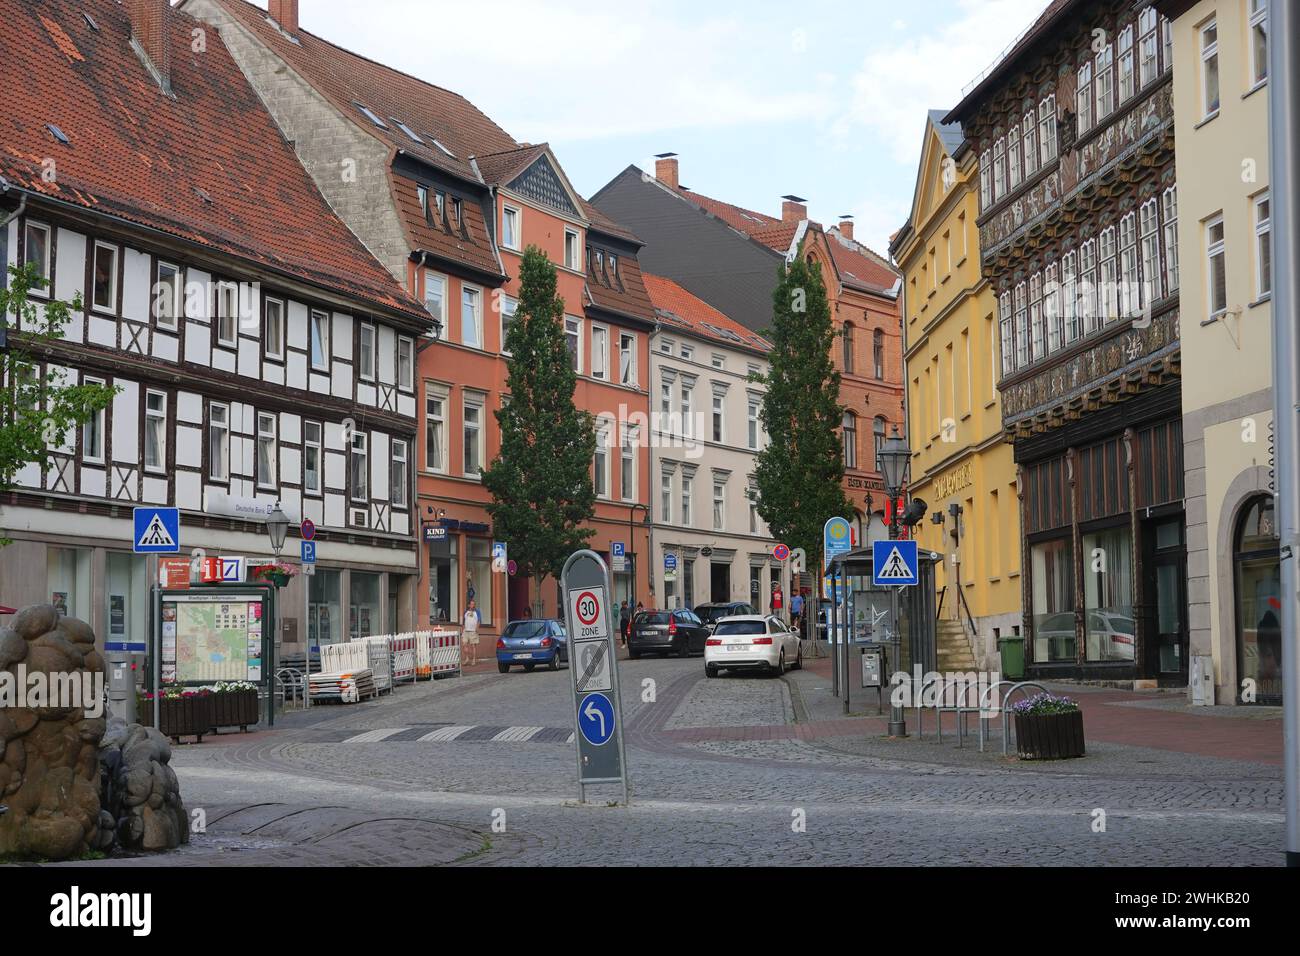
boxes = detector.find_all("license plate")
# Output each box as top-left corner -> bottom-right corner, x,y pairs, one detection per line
639,631 -> 658,637
727,644 -> 748,652
513,653 -> 532,659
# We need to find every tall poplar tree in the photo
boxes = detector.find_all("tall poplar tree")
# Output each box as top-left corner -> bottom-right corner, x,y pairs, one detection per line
752,247 -> 854,562
482,246 -> 596,610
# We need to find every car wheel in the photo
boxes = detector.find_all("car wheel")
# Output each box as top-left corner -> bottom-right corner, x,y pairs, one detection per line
793,644 -> 803,670
497,663 -> 510,674
677,639 -> 690,658
706,664 -> 719,678
773,650 -> 785,676
549,653 -> 560,672
523,663 -> 536,672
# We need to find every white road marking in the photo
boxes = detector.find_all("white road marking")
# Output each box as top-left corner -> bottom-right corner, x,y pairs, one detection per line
419,725 -> 475,742
492,726 -> 544,742
342,728 -> 411,743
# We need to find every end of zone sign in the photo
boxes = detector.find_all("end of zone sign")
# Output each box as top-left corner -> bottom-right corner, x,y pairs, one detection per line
568,588 -> 607,640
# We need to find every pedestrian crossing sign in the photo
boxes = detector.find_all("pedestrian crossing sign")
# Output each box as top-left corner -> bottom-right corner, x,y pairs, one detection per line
133,507 -> 180,554
872,539 -> 919,586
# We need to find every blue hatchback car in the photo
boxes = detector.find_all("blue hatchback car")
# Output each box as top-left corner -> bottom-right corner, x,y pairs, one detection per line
496,619 -> 569,673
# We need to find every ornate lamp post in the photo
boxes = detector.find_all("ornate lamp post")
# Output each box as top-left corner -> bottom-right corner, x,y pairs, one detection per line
875,428 -> 911,736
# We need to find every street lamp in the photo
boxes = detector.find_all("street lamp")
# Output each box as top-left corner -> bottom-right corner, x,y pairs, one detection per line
266,503 -> 289,557
874,428 -> 911,737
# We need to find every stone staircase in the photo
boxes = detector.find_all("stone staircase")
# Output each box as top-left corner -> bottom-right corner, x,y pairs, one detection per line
936,618 -> 978,673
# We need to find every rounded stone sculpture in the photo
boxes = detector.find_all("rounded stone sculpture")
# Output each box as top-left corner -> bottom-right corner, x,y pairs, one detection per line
97,716 -> 189,852
0,605 -> 106,860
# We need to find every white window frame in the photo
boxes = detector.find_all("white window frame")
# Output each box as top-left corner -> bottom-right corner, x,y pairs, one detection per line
712,392 -> 725,443
1099,225 -> 1118,323
620,425 -> 636,503
1044,262 -> 1061,354
747,395 -> 761,450
424,271 -> 447,334
463,391 -> 485,479
1039,95 -> 1057,163
1201,18 -> 1220,118
216,281 -> 239,347
565,316 -> 582,373
1022,113 -> 1038,177
1206,213 -> 1227,319
591,324 -> 610,380
1249,1 -> 1268,87
660,471 -> 673,523
1013,282 -> 1029,369
979,150 -> 992,210
398,335 -> 414,391
263,296 -> 284,359
712,479 -> 726,532
1095,40 -> 1114,122
82,379 -> 106,462
998,291 -> 1014,377
992,136 -> 1006,202
310,309 -> 331,371
680,381 -> 694,439
681,472 -> 693,526
153,260 -> 182,330
424,384 -> 448,474
391,438 -> 409,509
501,204 -> 521,251
208,402 -> 229,481
460,285 -> 483,350
1028,272 -> 1044,363
91,240 -> 118,315
619,332 -> 637,386
564,228 -> 581,271
359,322 -> 376,382
1140,199 -> 1163,306
144,389 -> 167,474
594,420 -> 610,499
1255,191 -> 1272,298
1118,25 -> 1135,103
1119,212 -> 1140,316
23,221 -> 51,296
303,420 -> 322,494
350,431 -> 369,502
500,295 -> 519,357
1062,251 -> 1080,343
1162,186 -> 1179,293
1077,62 -> 1094,136
1008,125 -> 1021,191
1139,7 -> 1160,88
1080,239 -> 1099,334
257,412 -> 278,490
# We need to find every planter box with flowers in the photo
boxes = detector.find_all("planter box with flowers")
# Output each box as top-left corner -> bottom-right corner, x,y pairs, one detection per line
143,686 -> 214,743
251,561 -> 298,589
1012,692 -> 1085,760
208,680 -> 260,732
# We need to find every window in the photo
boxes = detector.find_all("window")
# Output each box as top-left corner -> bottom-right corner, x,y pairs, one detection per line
263,297 -> 284,359
712,479 -> 726,531
501,205 -> 520,251
564,229 -> 580,270
1062,251 -> 1080,343
463,392 -> 485,478
998,291 -> 1014,376
1099,226 -> 1118,323
1234,494 -> 1282,702
594,421 -> 610,497
1022,113 -> 1038,177
620,426 -> 636,501
1139,200 -> 1163,306
359,322 -> 376,381
216,281 -> 238,346
1039,96 -> 1057,163
257,412 -> 277,490
681,472 -> 693,525
451,198 -> 463,233
680,343 -> 695,362
1084,527 -> 1134,661
659,337 -> 673,354
304,421 -> 322,494
417,185 -> 430,222
712,392 -> 724,443
1080,238 -> 1099,333
680,382 -> 693,439
619,332 -> 636,385
1008,126 -> 1022,192
1162,16 -> 1173,75
1077,62 -> 1094,136
1028,272 -> 1044,363
1119,212 -> 1139,316
434,192 -> 446,223
749,488 -> 760,534
461,286 -> 482,348
711,353 -> 725,370
208,402 -> 229,481
1249,1 -> 1268,86
842,411 -> 858,469
350,432 -> 368,501
1118,26 -> 1135,103
992,136 -> 1006,201
1013,282 -> 1029,368
591,325 -> 609,379
310,309 -> 330,370
873,417 -> 887,462
355,103 -> 388,128
425,386 -> 447,472
23,221 -> 51,292
1044,262 -> 1061,353
1140,8 -> 1160,87
398,336 -> 414,390
660,472 -> 673,523
660,378 -> 673,423
609,254 -> 618,276
842,322 -> 855,374
1032,538 -> 1075,663
424,273 -> 447,331
1162,186 -> 1179,293
873,328 -> 885,379
1206,214 -> 1227,318
153,261 -> 181,330
391,439 -> 409,508
1255,193 -> 1272,298
1095,39 -> 1114,121
144,390 -> 166,473
76,374 -> 104,462
979,150 -> 992,210
91,241 -> 118,313
496,295 -> 517,356
565,316 -> 581,371
1201,19 -> 1220,117
747,396 -> 760,450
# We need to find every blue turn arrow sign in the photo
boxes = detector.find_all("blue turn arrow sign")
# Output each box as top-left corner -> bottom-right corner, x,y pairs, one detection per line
578,692 -> 616,746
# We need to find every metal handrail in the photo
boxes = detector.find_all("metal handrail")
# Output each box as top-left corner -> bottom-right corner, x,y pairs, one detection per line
978,680 -> 1049,754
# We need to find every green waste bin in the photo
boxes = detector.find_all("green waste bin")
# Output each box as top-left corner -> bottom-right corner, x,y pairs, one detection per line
998,635 -> 1025,680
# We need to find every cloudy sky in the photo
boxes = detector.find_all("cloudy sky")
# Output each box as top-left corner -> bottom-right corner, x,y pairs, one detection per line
257,0 -> 1050,255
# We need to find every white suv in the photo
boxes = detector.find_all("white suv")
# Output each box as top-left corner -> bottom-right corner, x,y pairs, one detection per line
704,615 -> 803,678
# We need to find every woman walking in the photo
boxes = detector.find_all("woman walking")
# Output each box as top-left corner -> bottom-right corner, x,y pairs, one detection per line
462,599 -> 481,667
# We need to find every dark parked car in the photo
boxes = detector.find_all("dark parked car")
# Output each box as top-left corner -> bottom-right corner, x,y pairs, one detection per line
496,619 -> 568,673
629,609 -> 710,658
693,602 -> 756,631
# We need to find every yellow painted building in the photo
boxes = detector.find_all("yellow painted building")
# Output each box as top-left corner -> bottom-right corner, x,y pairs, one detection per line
890,111 -> 1022,670
1162,0 -> 1279,704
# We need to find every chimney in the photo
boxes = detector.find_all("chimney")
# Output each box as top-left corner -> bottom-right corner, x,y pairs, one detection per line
655,153 -> 679,190
838,215 -> 855,241
269,0 -> 300,33
781,195 -> 808,223
125,0 -> 171,91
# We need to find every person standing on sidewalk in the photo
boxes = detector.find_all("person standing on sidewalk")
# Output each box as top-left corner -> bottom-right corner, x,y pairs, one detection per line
618,600 -> 631,646
462,599 -> 481,667
791,590 -> 805,636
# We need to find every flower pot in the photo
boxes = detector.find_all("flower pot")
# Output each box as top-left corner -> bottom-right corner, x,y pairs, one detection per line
1014,709 -> 1085,760
157,694 -> 214,743
211,689 -> 260,731
258,571 -> 290,588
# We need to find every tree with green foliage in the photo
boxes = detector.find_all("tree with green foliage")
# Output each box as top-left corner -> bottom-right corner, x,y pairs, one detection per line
482,246 -> 596,611
752,247 -> 854,563
1,262 -> 118,544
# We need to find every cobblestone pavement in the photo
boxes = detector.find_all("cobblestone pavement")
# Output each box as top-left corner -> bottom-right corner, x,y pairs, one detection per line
102,655 -> 1285,866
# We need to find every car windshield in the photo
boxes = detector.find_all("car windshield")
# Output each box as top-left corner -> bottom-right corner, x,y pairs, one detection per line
503,621 -> 548,638
636,612 -> 671,625
714,620 -> 766,635
696,606 -> 741,623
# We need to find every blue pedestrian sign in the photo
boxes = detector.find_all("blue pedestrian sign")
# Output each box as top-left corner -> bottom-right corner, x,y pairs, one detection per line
133,507 -> 180,554
301,541 -> 317,564
577,692 -> 616,746
824,516 -> 852,559
611,541 -> 625,558
664,553 -> 678,571
872,539 -> 919,586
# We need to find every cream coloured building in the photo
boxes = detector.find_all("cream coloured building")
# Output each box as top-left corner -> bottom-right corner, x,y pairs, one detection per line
1162,0 -> 1279,703
640,275 -> 788,613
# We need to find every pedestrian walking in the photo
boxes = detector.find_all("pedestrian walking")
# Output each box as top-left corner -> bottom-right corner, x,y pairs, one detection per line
462,599 -> 481,667
619,600 -> 631,646
791,590 -> 805,635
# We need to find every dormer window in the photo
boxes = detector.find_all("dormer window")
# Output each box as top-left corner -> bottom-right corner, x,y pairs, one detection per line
354,103 -> 388,129
451,198 -> 463,231
609,255 -> 618,276
395,120 -> 424,143
417,185 -> 429,222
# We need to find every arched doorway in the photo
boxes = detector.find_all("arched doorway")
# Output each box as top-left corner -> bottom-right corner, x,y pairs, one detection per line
1234,495 -> 1281,704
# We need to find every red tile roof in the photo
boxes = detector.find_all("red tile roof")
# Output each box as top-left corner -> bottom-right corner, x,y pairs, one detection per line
643,274 -> 771,354
394,175 -> 503,279
474,144 -> 551,189
823,229 -> 900,294
0,0 -> 426,322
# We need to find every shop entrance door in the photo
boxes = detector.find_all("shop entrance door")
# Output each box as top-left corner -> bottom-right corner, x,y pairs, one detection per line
1148,519 -> 1188,686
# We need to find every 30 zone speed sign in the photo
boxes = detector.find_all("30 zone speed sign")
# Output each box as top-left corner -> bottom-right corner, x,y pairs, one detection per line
569,588 -> 605,640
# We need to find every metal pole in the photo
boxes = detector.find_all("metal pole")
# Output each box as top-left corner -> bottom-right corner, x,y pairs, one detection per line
1270,0 -> 1300,867
842,565 -> 851,714
888,584 -> 907,736
149,555 -> 159,731
303,570 -> 311,710
830,559 -> 840,697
